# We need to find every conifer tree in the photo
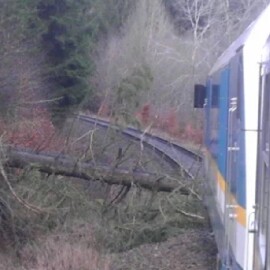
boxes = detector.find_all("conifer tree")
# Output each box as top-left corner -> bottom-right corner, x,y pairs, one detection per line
37,0 -> 135,117
37,0 -> 95,116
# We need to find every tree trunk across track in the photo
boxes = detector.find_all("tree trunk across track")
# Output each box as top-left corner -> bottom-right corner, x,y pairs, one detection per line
3,147 -> 191,195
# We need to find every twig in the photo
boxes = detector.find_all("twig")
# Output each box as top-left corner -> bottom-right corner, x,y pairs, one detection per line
175,208 -> 204,220
0,145 -> 48,214
158,198 -> 167,222
166,175 -> 202,201
166,196 -> 204,220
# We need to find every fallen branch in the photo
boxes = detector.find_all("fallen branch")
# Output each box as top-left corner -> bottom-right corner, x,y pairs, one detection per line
3,147 -> 191,195
0,158 -> 46,214
166,196 -> 204,220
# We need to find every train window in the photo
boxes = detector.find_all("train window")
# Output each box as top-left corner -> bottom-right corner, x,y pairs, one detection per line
262,74 -> 270,152
211,84 -> 219,108
194,84 -> 206,108
237,56 -> 243,119
210,82 -> 219,158
260,164 -> 269,235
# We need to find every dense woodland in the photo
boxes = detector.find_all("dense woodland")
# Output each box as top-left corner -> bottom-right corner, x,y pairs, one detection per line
1,0 -> 268,121
0,0 -> 268,127
0,0 -> 269,269
0,0 -> 134,117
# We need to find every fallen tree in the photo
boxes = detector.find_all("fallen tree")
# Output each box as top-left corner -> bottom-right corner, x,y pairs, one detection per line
2,147 -> 191,195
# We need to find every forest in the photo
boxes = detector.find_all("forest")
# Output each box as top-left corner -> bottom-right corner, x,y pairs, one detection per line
0,0 -> 268,269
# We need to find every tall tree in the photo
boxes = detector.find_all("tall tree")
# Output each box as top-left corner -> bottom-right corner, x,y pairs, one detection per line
37,0 -> 135,118
37,0 -> 96,117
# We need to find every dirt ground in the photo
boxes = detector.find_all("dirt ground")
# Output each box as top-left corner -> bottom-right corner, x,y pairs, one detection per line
111,228 -> 217,270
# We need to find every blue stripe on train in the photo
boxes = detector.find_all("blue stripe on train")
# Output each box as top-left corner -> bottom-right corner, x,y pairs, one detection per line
218,68 -> 229,179
214,65 -> 246,208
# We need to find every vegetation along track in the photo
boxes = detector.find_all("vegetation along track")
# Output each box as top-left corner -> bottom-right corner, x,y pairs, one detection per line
78,114 -> 203,180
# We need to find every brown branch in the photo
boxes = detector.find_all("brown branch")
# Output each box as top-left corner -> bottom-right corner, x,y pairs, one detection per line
0,159 -> 46,214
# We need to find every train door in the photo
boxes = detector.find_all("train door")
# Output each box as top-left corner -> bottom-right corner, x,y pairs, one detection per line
254,57 -> 270,270
224,55 -> 242,268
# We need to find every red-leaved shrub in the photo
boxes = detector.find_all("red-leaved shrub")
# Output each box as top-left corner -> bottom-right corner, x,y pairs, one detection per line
0,106 -> 64,151
135,104 -> 203,145
136,103 -> 151,126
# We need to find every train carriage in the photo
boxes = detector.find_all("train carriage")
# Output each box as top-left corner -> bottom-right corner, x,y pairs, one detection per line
254,36 -> 270,270
194,4 -> 270,270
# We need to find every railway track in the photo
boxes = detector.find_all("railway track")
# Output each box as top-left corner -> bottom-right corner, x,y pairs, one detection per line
78,114 -> 203,180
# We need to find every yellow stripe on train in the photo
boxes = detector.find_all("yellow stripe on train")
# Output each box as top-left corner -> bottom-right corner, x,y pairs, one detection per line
208,153 -> 247,227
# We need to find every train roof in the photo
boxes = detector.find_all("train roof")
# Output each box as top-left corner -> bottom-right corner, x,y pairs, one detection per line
210,4 -> 270,74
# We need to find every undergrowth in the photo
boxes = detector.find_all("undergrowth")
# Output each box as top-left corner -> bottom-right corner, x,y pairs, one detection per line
0,119 -> 206,269
96,187 -> 205,253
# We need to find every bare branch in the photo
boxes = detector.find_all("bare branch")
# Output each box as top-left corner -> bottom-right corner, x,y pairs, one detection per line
0,147 -> 47,214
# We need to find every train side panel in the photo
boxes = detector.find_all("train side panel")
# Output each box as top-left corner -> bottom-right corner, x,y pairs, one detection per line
253,39 -> 270,270
204,53 -> 249,269
203,68 -> 229,261
198,5 -> 270,270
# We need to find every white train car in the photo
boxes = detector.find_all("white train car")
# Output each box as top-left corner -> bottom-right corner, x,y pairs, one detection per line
194,4 -> 270,270
253,28 -> 270,270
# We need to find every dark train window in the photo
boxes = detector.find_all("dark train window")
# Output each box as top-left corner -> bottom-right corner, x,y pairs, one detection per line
260,164 -> 269,236
237,56 -> 243,119
194,84 -> 206,108
262,74 -> 270,152
257,71 -> 270,247
211,84 -> 219,108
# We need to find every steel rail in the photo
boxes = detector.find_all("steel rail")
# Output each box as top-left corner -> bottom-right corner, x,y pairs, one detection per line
77,115 -> 203,179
